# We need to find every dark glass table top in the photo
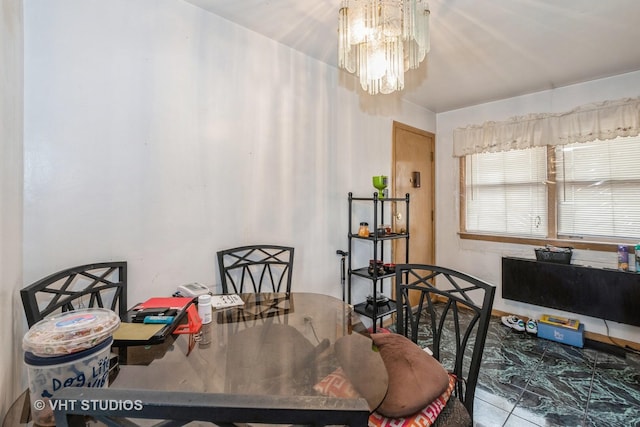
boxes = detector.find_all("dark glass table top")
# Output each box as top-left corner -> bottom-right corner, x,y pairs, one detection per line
5,292 -> 388,426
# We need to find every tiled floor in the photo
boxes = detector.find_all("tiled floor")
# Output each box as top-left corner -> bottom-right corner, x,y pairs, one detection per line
474,317 -> 640,427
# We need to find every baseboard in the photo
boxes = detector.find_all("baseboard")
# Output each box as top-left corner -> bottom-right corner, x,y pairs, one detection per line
584,338 -> 627,357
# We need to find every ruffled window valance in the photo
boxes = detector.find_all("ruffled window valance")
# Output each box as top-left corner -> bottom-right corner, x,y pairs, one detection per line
453,97 -> 640,157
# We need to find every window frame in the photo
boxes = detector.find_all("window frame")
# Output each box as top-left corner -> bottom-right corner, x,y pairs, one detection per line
458,145 -> 636,251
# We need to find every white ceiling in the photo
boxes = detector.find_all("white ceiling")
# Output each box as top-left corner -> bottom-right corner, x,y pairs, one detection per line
184,0 -> 640,113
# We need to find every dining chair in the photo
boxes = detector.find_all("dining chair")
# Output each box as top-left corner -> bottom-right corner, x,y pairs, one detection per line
52,386 -> 369,427
394,264 -> 496,426
217,245 -> 294,294
20,261 -> 128,327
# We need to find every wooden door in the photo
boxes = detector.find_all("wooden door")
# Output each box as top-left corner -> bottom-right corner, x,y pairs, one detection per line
391,121 -> 435,305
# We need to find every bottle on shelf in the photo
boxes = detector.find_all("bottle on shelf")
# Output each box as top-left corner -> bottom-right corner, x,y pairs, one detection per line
358,222 -> 370,237
617,245 -> 629,271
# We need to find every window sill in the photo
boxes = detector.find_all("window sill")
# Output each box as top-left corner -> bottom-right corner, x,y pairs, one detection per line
458,232 -> 636,252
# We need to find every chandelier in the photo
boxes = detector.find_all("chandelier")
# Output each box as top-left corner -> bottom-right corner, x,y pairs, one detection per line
338,0 -> 430,95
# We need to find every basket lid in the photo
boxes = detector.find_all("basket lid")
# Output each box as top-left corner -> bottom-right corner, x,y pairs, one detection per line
23,308 -> 120,357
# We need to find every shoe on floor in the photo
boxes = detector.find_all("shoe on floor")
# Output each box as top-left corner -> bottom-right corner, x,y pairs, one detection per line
526,319 -> 538,335
501,315 -> 525,332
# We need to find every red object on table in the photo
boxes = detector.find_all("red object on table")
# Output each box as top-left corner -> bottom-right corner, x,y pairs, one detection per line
173,304 -> 202,335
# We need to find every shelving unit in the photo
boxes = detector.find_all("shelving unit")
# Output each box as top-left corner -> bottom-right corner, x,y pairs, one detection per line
347,192 -> 410,332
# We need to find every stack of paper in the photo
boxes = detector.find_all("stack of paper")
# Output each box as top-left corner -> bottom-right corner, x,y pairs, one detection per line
211,294 -> 245,309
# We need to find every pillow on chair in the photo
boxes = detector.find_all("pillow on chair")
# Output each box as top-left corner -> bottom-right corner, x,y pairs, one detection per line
314,367 -> 456,427
313,367 -> 360,398
371,332 -> 450,418
369,374 -> 456,427
333,332 -> 389,410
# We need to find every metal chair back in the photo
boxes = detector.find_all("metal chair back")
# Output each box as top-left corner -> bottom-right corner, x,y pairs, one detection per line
394,264 -> 496,421
21,261 -> 128,327
217,245 -> 294,294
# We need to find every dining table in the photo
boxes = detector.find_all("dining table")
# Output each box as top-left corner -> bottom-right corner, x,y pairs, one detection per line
4,292 -> 389,426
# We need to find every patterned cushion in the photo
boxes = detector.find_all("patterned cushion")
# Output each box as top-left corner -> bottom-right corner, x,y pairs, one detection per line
314,368 -> 456,427
369,374 -> 457,427
313,367 -> 360,398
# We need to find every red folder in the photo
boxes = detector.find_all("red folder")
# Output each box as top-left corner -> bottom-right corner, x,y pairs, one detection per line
133,297 -> 194,311
133,297 -> 201,335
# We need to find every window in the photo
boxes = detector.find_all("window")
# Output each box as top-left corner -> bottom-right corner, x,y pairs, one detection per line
556,137 -> 640,240
464,147 -> 547,237
462,135 -> 640,242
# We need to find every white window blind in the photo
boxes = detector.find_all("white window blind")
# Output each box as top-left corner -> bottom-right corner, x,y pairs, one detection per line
465,147 -> 547,237
556,136 -> 640,240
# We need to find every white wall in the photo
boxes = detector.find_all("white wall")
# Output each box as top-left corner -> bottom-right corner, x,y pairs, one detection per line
436,70 -> 640,343
1,0 -> 24,419
12,0 -> 640,413
22,0 -> 433,341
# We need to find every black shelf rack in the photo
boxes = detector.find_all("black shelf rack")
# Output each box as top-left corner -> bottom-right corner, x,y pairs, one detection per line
347,192 -> 410,332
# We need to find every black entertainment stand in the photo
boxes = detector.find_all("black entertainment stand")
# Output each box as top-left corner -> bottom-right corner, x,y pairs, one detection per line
502,257 -> 640,327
